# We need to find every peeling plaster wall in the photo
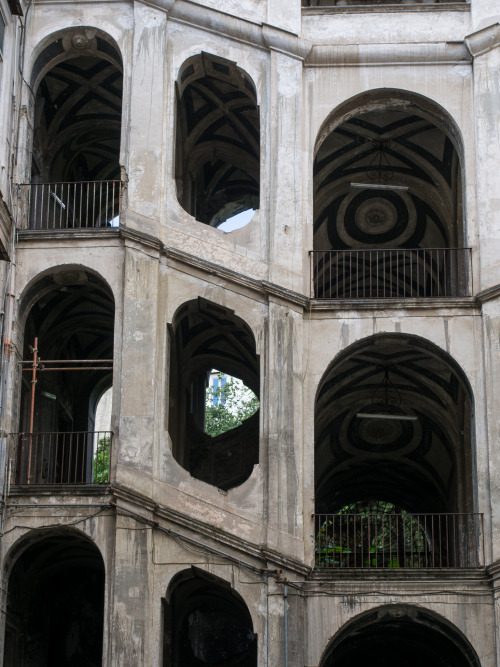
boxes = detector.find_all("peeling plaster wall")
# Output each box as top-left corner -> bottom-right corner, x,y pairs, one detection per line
1,1 -> 500,665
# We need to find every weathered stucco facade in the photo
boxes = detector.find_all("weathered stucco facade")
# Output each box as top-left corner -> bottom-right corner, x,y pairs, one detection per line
0,0 -> 500,664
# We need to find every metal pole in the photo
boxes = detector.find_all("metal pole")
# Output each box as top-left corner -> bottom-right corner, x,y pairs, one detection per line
27,336 -> 38,483
284,582 -> 288,667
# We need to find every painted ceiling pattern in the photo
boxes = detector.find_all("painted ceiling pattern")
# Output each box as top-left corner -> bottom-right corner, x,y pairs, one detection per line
35,55 -> 122,181
176,55 -> 260,225
314,111 -> 460,251
314,336 -> 471,514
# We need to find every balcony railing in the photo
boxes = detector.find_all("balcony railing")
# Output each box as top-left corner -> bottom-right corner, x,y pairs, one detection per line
311,248 -> 472,299
13,431 -> 112,485
19,181 -> 121,230
315,512 -> 483,568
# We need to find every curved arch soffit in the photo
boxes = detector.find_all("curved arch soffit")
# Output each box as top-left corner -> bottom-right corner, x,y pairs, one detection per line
315,332 -> 474,407
19,265 -> 115,327
320,604 -> 482,667
3,525 -> 105,580
170,298 -> 259,394
314,88 -> 465,163
30,26 -> 123,93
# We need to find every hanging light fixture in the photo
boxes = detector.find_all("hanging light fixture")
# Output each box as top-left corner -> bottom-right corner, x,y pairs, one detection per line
356,365 -> 417,421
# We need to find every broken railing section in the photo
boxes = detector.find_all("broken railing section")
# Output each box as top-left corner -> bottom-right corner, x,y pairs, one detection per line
19,180 -> 122,230
13,431 -> 112,485
315,512 -> 484,569
311,247 -> 472,299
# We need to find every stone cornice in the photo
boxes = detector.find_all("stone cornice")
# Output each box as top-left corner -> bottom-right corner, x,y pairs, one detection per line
475,284 -> 500,304
303,2 -> 469,13
111,482 -> 312,575
163,244 -> 309,308
17,229 -> 485,312
306,42 -> 471,67
465,23 -> 500,58
310,297 -> 478,311
154,0 -> 312,59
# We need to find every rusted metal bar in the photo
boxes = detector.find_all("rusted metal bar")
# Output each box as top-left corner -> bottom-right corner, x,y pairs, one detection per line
13,431 -> 113,485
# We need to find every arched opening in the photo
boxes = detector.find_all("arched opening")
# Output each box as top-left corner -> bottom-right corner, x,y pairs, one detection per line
162,567 -> 257,666
314,334 -> 480,568
312,91 -> 469,299
25,28 -> 123,230
3,530 -> 105,667
175,53 -> 260,229
168,298 -> 260,490
320,605 -> 481,667
15,268 -> 114,485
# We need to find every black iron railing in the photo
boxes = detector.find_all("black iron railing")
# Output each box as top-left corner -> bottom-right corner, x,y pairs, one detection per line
311,248 -> 472,299
19,181 -> 121,230
13,431 -> 112,485
315,512 -> 483,568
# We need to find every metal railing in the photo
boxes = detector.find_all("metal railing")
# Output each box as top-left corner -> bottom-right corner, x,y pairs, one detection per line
13,431 -> 112,485
19,181 -> 121,230
315,512 -> 483,569
311,248 -> 472,299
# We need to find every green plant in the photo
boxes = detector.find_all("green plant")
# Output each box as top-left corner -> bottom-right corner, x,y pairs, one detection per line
205,372 -> 259,437
93,436 -> 110,484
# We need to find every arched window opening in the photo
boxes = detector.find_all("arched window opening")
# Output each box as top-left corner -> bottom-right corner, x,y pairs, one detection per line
169,299 -> 260,490
162,568 -> 257,667
314,334 -> 480,569
175,53 -> 260,228
312,95 -> 469,299
24,29 -> 123,230
321,605 -> 481,667
15,270 -> 114,486
3,531 -> 105,667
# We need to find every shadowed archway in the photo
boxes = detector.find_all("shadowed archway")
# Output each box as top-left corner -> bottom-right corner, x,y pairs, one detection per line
320,605 -> 481,667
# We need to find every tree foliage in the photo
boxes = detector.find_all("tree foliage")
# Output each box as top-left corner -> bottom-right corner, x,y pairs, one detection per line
205,373 -> 259,437
93,436 -> 110,484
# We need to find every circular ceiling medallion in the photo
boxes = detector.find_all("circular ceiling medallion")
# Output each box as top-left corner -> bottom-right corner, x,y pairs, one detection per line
72,34 -> 89,50
347,409 -> 415,453
355,198 -> 398,235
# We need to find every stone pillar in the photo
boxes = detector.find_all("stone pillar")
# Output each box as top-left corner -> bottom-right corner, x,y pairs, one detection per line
265,298 -> 304,559
109,513 -> 153,665
266,48 -> 305,293
466,25 -> 500,292
124,2 -> 167,237
115,242 -> 161,497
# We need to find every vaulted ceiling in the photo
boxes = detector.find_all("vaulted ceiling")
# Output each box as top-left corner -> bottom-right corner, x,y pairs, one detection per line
176,54 -> 260,226
314,110 -> 462,251
315,335 -> 472,513
33,50 -> 122,182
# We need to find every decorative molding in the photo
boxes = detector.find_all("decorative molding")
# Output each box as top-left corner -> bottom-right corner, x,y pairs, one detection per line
475,284 -> 500,304
307,42 -> 471,67
465,23 -> 500,58
310,297 -> 478,311
303,2 -> 470,14
111,482 -> 311,575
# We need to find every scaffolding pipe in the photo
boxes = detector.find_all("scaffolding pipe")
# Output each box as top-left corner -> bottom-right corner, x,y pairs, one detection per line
284,582 -> 288,667
27,336 -> 38,483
